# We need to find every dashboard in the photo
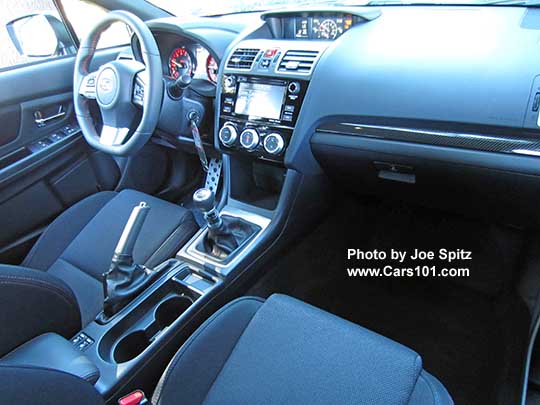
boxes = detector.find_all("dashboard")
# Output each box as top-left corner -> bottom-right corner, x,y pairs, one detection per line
139,6 -> 540,225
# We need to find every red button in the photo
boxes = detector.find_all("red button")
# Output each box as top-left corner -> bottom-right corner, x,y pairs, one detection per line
264,48 -> 278,58
118,390 -> 144,405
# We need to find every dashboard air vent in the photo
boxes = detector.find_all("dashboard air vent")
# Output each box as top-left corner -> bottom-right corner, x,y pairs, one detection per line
226,48 -> 260,70
278,50 -> 319,74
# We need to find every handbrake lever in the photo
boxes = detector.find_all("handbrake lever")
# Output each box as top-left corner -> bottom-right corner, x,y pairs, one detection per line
112,202 -> 150,265
99,201 -> 156,322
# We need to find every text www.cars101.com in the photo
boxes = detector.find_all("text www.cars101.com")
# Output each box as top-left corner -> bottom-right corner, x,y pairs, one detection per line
346,266 -> 470,278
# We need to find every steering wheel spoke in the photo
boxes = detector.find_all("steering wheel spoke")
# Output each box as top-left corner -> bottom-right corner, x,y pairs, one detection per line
100,125 -> 130,146
133,70 -> 147,108
78,72 -> 98,99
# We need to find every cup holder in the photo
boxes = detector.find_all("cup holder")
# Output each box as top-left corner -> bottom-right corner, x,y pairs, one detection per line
113,330 -> 150,363
110,295 -> 194,363
155,295 -> 193,329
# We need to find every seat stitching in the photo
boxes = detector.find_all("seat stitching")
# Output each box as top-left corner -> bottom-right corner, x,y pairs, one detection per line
153,296 -> 264,404
417,372 -> 443,405
404,356 -> 424,404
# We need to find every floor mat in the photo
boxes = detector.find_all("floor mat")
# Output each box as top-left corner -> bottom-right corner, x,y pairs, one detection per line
248,196 -> 529,405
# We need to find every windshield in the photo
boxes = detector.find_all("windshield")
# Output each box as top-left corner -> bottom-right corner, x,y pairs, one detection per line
147,0 -> 534,16
148,0 -> 362,17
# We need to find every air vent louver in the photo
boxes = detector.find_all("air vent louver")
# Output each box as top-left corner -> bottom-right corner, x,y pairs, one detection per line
278,50 -> 319,74
226,48 -> 260,70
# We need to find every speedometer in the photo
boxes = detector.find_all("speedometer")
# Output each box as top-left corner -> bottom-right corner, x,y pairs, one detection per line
317,19 -> 339,40
169,47 -> 194,79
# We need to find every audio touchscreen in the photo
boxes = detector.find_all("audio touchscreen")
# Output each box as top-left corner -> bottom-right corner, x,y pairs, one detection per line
234,82 -> 286,120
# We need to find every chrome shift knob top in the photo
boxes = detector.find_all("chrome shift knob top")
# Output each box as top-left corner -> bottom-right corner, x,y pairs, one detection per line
193,188 -> 215,213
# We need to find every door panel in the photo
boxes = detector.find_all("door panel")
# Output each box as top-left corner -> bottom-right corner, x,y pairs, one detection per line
0,105 -> 20,147
0,48 -> 125,264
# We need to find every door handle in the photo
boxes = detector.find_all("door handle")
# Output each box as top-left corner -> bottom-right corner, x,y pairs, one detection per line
34,106 -> 65,127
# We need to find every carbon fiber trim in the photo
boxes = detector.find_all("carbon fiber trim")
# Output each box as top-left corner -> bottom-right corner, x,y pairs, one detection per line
316,123 -> 540,157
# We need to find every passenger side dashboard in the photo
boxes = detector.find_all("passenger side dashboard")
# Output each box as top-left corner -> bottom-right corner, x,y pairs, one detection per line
211,6 -> 540,226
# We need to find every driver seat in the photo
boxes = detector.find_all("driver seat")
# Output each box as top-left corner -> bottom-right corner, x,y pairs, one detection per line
0,189 -> 198,357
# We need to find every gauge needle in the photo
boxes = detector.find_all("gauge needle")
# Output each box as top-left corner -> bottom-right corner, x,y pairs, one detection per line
171,60 -> 185,69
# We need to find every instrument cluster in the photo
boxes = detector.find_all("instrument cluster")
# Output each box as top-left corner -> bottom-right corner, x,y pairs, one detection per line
290,13 -> 356,40
167,43 -> 218,84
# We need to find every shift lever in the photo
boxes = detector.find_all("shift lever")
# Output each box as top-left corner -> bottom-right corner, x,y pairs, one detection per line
99,202 -> 158,321
192,188 -> 259,260
193,188 -> 222,229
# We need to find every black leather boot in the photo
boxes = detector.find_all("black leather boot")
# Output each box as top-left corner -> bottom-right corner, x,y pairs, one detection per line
192,188 -> 259,260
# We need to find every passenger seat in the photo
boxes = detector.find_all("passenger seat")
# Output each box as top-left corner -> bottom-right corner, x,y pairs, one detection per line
0,294 -> 453,404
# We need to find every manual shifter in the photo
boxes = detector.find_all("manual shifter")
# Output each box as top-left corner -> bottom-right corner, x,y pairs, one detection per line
193,188 -> 260,260
98,202 -> 158,322
193,188 -> 222,229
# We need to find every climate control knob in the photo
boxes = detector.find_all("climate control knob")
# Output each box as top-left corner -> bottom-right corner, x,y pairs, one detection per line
240,128 -> 260,151
219,123 -> 238,147
263,133 -> 285,155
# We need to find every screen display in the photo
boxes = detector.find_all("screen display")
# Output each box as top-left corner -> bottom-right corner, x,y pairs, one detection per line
234,82 -> 286,120
295,17 -> 309,39
292,14 -> 354,40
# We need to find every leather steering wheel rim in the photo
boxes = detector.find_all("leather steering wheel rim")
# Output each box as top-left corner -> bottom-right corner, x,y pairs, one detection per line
73,10 -> 162,156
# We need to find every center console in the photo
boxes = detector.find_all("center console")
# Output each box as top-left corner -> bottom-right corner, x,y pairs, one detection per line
218,75 -> 308,162
216,40 -> 328,164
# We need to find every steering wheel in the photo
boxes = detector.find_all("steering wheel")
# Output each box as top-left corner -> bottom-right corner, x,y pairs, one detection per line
73,11 -> 162,156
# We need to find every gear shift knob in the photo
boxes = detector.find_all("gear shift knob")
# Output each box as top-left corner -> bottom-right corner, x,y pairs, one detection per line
193,188 -> 222,228
193,188 -> 215,213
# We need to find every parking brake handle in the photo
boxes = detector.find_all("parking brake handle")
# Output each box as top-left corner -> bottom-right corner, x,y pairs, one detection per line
98,202 -> 158,322
113,202 -> 150,265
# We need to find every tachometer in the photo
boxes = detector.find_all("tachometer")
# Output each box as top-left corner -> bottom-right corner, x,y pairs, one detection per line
169,47 -> 193,79
206,54 -> 218,84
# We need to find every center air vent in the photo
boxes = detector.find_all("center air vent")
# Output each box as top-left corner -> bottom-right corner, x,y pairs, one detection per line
226,48 -> 260,70
278,50 -> 319,74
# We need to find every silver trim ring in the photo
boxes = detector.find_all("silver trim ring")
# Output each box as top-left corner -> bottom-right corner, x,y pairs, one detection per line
240,128 -> 260,150
263,133 -> 285,155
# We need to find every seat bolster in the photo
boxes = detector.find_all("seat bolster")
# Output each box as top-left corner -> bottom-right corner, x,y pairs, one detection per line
0,265 -> 81,357
22,191 -> 117,271
203,294 -> 425,405
409,370 -> 454,405
152,296 -> 264,405
0,365 -> 104,405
